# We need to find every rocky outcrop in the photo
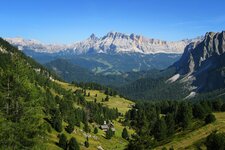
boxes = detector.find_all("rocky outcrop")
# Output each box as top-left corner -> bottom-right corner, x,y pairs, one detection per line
67,32 -> 202,54
173,31 -> 225,93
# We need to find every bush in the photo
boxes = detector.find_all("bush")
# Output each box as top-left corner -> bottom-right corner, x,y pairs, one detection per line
205,131 -> 225,150
205,114 -> 216,124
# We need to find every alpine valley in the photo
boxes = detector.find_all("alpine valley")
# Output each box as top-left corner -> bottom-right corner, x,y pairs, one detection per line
2,0 -> 225,149
6,32 -> 202,85
6,31 -> 225,102
1,30 -> 225,150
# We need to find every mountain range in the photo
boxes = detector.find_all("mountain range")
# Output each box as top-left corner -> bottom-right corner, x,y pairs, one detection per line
6,31 -> 225,101
119,31 -> 225,100
6,32 -> 203,55
5,32 -> 202,76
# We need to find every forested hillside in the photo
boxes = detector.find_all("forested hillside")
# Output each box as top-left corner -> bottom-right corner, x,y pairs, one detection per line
0,37 -> 63,149
125,99 -> 225,149
45,58 -> 175,87
0,38 -> 134,149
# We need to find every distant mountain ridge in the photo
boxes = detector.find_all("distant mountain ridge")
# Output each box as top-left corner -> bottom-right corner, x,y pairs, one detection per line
6,32 -> 195,74
6,32 -> 203,55
5,37 -> 66,53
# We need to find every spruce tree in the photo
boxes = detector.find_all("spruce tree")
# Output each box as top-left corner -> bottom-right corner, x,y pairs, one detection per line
84,137 -> 89,148
153,118 -> 167,141
52,116 -> 62,132
205,113 -> 216,124
65,123 -> 74,134
106,128 -> 114,139
205,131 -> 225,150
68,137 -> 80,150
83,122 -> 90,133
176,102 -> 192,129
193,104 -> 205,119
58,134 -> 67,150
122,127 -> 129,140
105,95 -> 109,101
221,103 -> 225,112
165,113 -> 175,136
212,100 -> 223,111
94,127 -> 98,134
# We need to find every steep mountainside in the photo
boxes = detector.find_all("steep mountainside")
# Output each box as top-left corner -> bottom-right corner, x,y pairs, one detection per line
119,31 -> 225,101
173,31 -> 225,94
0,38 -> 135,150
45,58 -> 170,87
0,38 -> 60,149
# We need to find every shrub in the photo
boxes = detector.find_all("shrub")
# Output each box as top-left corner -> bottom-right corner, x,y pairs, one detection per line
205,113 -> 216,124
205,131 -> 225,150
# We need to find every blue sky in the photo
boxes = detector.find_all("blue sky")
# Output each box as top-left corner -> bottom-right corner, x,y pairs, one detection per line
0,0 -> 224,44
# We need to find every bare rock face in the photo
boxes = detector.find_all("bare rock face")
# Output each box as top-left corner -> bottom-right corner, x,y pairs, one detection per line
68,32 -> 202,54
173,31 -> 225,93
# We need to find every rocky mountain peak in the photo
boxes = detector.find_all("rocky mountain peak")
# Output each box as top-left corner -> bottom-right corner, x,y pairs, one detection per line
89,33 -> 99,41
6,31 -> 203,55
176,31 -> 225,73
103,32 -> 128,39
172,31 -> 225,93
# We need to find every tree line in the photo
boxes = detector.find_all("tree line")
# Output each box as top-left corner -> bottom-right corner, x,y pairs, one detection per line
125,99 -> 225,149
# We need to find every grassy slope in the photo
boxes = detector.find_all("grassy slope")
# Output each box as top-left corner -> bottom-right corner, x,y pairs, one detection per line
55,80 -> 134,115
156,112 -> 225,150
46,80 -> 135,150
85,90 -> 134,115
